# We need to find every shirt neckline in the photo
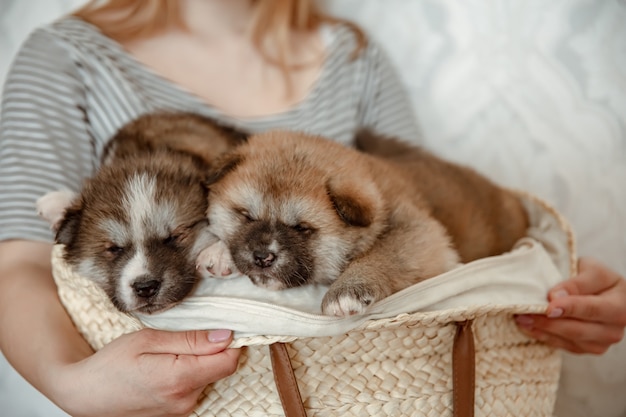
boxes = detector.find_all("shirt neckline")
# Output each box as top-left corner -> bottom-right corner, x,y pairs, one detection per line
60,16 -> 344,125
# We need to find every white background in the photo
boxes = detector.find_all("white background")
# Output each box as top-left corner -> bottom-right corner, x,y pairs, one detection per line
1,1 -> 625,416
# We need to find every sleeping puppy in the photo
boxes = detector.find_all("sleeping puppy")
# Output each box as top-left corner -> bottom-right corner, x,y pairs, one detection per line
100,111 -> 247,166
199,130 -> 528,317
354,129 -> 529,264
37,112 -> 247,314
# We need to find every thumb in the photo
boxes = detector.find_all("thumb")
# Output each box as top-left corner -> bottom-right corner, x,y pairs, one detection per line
136,328 -> 234,356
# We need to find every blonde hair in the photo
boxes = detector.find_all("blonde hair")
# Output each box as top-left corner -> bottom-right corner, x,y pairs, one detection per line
73,0 -> 365,70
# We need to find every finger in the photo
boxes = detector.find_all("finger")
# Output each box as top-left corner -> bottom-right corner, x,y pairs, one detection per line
136,328 -> 234,356
519,314 -> 625,346
546,291 -> 626,325
517,326 -> 607,355
185,348 -> 241,385
549,257 -> 621,299
170,348 -> 241,390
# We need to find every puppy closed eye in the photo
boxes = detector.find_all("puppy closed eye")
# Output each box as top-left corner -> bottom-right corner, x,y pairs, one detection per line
105,243 -> 124,257
162,234 -> 180,246
236,208 -> 255,222
292,222 -> 315,235
164,221 -> 204,245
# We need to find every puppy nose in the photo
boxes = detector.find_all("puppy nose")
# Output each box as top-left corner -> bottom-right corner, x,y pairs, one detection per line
132,279 -> 161,298
253,250 -> 276,268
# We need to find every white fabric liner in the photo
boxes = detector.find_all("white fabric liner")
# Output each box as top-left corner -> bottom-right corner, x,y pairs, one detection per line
137,195 -> 572,339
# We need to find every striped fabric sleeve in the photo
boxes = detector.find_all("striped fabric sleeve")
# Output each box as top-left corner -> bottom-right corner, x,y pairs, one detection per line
0,28 -> 95,242
357,40 -> 423,143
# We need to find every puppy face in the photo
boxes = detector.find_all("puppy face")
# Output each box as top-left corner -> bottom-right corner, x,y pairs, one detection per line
37,113 -> 248,313
206,131 -> 387,290
55,153 -> 216,314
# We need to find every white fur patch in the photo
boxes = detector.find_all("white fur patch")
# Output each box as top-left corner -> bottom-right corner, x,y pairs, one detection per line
124,173 -> 156,208
122,173 -> 177,240
197,240 -> 238,277
277,197 -> 321,226
311,234 -> 351,283
123,174 -> 161,240
266,239 -> 290,279
118,248 -> 149,309
257,278 -> 288,291
191,227 -> 220,258
99,218 -> 132,247
76,258 -> 105,285
323,294 -> 372,317
207,203 -> 240,239
36,189 -> 76,230
231,183 -> 264,217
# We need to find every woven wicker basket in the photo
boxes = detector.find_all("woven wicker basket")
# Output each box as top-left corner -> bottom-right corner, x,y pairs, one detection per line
51,193 -> 575,417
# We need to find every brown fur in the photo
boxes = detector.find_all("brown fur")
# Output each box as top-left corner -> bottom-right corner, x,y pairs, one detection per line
205,130 -> 529,316
48,112 -> 248,313
102,112 -> 248,166
57,152 -> 212,313
207,130 -> 518,316
354,129 -> 529,263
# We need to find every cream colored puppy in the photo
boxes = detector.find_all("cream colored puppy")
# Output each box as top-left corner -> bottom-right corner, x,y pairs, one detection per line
199,130 -> 528,316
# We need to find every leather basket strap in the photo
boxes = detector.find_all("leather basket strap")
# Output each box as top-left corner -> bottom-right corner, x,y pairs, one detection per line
270,320 -> 476,417
453,320 -> 476,417
270,342 -> 308,417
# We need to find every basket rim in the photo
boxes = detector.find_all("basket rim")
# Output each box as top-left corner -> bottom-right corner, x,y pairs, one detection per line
229,303 -> 548,347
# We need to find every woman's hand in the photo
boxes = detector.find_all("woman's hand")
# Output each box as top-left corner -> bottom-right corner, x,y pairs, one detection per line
0,240 -> 240,417
53,328 -> 240,417
516,257 -> 626,354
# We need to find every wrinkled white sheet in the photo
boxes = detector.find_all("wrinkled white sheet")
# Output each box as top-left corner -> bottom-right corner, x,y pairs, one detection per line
138,239 -> 564,339
137,195 -> 570,339
1,1 -> 625,416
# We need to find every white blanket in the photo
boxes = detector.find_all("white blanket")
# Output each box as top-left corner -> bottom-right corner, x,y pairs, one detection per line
138,238 -> 563,339
137,196 -> 570,340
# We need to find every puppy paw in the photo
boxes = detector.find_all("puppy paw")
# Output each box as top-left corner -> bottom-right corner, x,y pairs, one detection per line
321,284 -> 378,317
196,241 -> 238,278
36,189 -> 76,230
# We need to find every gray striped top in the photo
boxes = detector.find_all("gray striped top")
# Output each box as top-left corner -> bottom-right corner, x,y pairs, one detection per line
0,17 -> 420,243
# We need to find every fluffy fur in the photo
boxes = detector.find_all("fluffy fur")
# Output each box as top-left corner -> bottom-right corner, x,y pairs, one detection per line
354,129 -> 529,263
199,130 -> 528,316
37,112 -> 247,314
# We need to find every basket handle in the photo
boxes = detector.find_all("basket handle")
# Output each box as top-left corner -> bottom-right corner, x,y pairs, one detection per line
453,320 -> 476,417
270,342 -> 308,417
270,321 -> 476,417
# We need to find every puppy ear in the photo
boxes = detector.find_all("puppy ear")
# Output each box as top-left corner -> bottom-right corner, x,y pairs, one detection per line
55,205 -> 82,246
204,151 -> 244,187
36,190 -> 77,231
326,179 -> 378,228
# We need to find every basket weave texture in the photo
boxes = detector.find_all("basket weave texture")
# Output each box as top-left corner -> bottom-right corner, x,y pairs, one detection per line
50,192 -> 574,417
52,249 -> 562,417
195,307 -> 561,417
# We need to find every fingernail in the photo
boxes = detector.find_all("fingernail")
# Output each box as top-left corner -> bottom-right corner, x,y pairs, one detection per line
548,307 -> 563,318
515,315 -> 534,328
208,329 -> 232,343
552,289 -> 569,299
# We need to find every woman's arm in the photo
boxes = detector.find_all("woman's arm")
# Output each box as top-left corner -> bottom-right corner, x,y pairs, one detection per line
516,257 -> 626,354
0,24 -> 242,416
0,240 -> 240,417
